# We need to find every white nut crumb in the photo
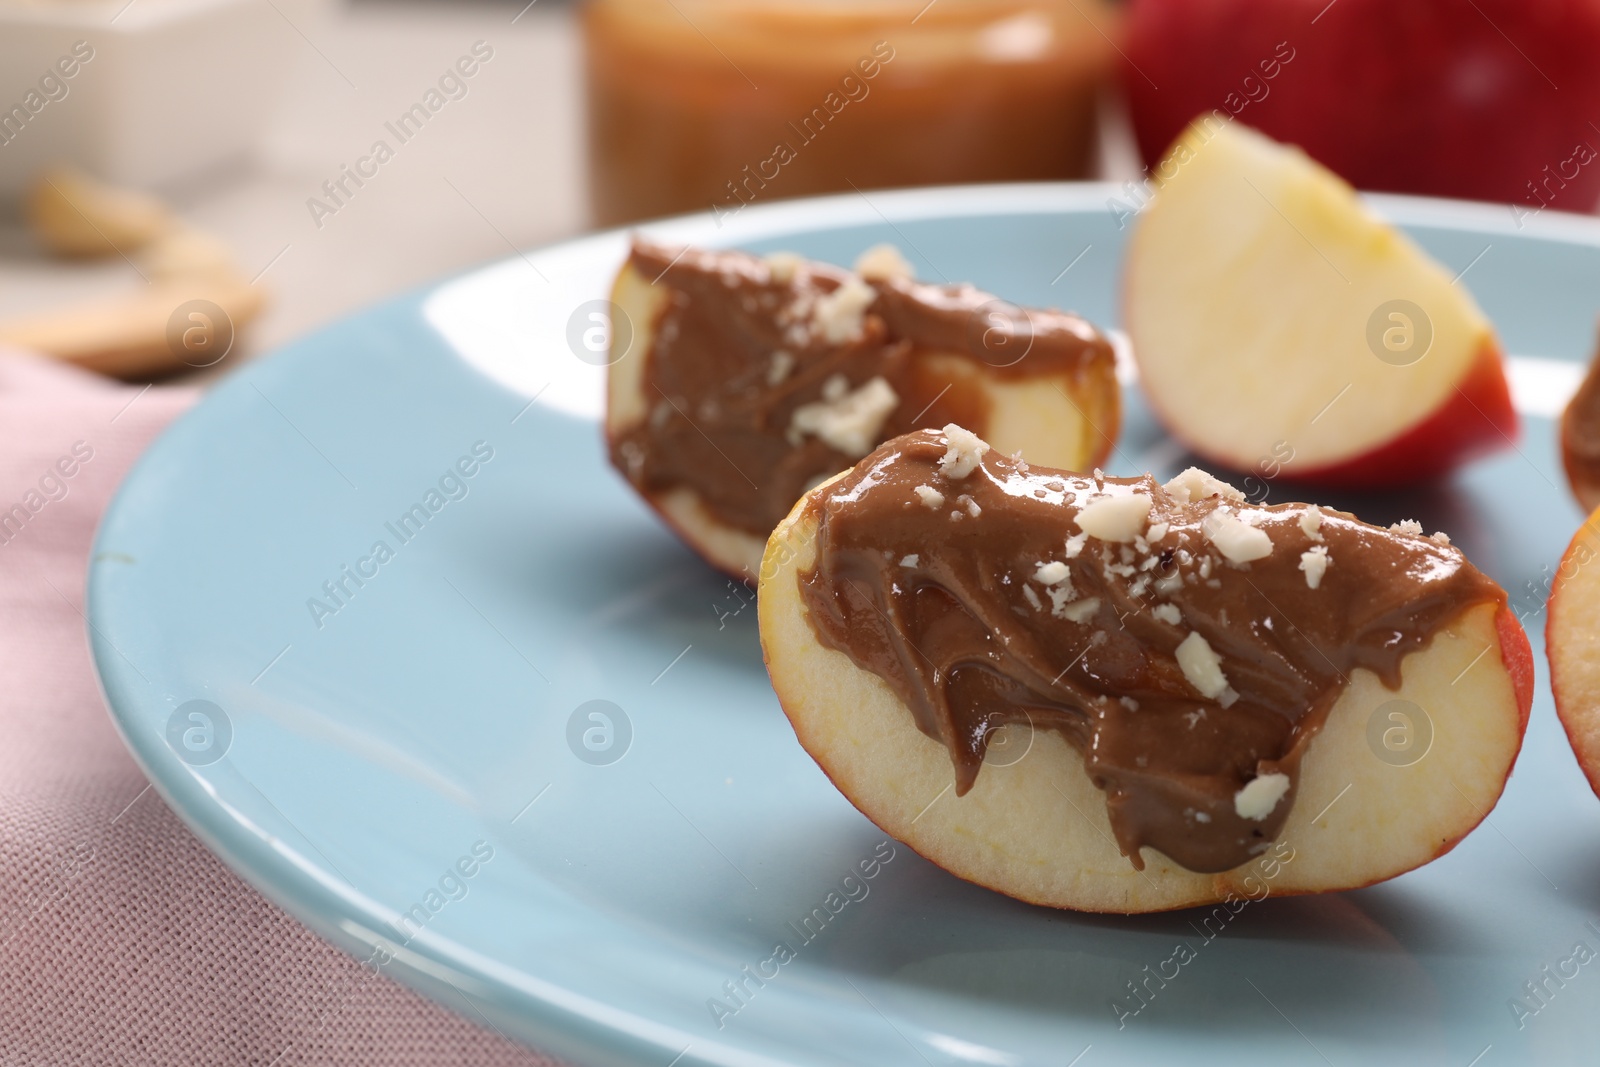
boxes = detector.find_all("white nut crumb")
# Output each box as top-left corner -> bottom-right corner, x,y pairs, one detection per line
1390,519 -> 1424,536
1119,696 -> 1139,711
1234,773 -> 1291,821
1035,561 -> 1070,585
788,376 -> 899,457
1047,584 -> 1079,616
1430,530 -> 1452,546
1299,545 -> 1330,589
1176,631 -> 1230,700
900,554 -> 919,568
853,243 -> 914,282
939,423 -> 990,479
1022,584 -> 1043,611
1065,532 -> 1088,558
812,277 -> 877,343
1299,506 -> 1323,541
1076,492 -> 1153,543
1153,603 -> 1181,625
914,484 -> 944,509
1194,811 -> 1212,824
1164,467 -> 1245,505
1061,597 -> 1100,623
766,350 -> 795,386
1202,509 -> 1273,563
1146,522 -> 1169,542
958,494 -> 981,518
763,252 -> 804,283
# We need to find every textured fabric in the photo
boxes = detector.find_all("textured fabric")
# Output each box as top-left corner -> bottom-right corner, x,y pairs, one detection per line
0,354 -> 560,1067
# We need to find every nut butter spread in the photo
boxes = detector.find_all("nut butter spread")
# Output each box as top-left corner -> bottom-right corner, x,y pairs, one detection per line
609,240 -> 1113,538
796,428 -> 1506,873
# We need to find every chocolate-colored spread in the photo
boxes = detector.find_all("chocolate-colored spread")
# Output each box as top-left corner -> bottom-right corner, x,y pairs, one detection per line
609,240 -> 1113,539
797,429 -> 1506,873
1562,335 -> 1600,513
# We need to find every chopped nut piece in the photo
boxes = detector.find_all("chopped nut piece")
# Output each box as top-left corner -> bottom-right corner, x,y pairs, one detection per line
1299,545 -> 1331,589
762,252 -> 803,283
1060,597 -> 1100,623
1164,467 -> 1246,505
900,554 -> 919,568
1300,506 -> 1323,541
1234,773 -> 1291,821
766,350 -> 795,386
939,424 -> 990,479
1203,509 -> 1273,563
1390,519 -> 1424,536
1047,584 -> 1079,616
812,277 -> 877,343
1430,531 -> 1452,546
914,485 -> 944,509
1065,532 -> 1088,558
788,376 -> 899,457
958,494 -> 982,518
1076,492 -> 1153,543
1034,561 -> 1070,585
1022,584 -> 1043,611
1176,631 -> 1232,701
1146,521 -> 1170,542
1152,603 -> 1181,625
853,243 -> 914,282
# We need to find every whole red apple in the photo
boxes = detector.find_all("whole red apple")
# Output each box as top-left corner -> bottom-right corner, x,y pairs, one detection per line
1122,0 -> 1600,214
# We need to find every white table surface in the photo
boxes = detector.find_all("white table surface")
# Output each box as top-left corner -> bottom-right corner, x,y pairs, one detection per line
0,0 -> 587,371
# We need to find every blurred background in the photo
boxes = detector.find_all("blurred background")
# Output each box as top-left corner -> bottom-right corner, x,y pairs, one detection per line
1,0 -> 1597,379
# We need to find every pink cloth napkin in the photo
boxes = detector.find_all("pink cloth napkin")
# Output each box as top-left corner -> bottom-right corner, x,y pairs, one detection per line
0,354 -> 560,1067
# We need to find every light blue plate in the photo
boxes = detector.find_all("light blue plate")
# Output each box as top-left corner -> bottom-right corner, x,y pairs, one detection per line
90,185 -> 1600,1066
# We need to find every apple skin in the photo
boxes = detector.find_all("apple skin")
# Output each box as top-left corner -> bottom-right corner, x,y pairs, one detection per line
1277,339 -> 1518,488
1547,520 -> 1600,799
1123,0 -> 1600,209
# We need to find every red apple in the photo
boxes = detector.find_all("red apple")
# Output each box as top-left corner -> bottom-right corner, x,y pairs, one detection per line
1123,119 -> 1517,486
1122,0 -> 1600,213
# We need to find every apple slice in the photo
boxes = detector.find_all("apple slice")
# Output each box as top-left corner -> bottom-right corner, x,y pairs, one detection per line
1545,516 -> 1600,798
606,241 -> 1120,579
1560,332 -> 1600,514
760,429 -> 1533,913
1123,119 -> 1516,487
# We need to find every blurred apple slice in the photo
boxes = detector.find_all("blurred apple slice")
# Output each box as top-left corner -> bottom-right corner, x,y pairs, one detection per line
1124,119 -> 1516,487
606,246 -> 1121,578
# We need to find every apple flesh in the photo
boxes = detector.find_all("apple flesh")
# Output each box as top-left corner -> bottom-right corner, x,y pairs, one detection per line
1124,119 -> 1516,486
605,256 -> 1122,579
760,477 -> 1533,914
1122,0 -> 1600,210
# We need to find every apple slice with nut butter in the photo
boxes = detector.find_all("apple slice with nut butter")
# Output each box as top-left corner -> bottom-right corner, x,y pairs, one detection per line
758,426 -> 1533,913
604,240 -> 1121,579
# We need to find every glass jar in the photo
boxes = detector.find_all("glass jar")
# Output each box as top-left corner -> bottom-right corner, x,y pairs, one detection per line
582,0 -> 1122,226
